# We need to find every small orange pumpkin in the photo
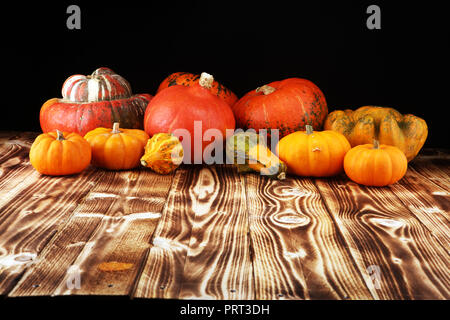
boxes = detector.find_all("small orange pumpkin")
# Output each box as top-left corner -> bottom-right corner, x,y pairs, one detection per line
30,130 -> 91,175
84,122 -> 149,170
277,125 -> 351,177
344,140 -> 408,186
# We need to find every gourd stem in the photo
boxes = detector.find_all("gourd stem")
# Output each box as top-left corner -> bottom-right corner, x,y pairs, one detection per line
373,139 -> 380,149
305,125 -> 314,135
256,85 -> 276,95
141,160 -> 147,167
112,122 -> 121,134
56,130 -> 65,140
199,72 -> 214,89
277,172 -> 286,180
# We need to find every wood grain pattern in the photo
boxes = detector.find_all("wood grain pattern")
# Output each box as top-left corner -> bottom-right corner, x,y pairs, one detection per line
1,133 -> 449,300
0,132 -> 106,295
389,165 -> 450,250
0,132 -> 39,209
177,165 -> 252,299
245,173 -> 373,300
244,173 -> 308,300
134,166 -> 196,298
315,176 -> 450,300
9,168 -> 173,296
410,154 -> 450,192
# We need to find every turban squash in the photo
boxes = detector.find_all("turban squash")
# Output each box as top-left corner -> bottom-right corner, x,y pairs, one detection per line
40,67 -> 152,137
324,106 -> 427,161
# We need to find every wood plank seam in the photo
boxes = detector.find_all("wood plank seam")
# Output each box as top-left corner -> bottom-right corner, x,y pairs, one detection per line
312,179 -> 378,299
5,171 -> 108,296
128,171 -> 179,299
388,181 -> 450,255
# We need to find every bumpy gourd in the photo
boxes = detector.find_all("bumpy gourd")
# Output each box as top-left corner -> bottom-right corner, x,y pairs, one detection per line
140,133 -> 184,174
226,132 -> 287,179
324,106 -> 427,161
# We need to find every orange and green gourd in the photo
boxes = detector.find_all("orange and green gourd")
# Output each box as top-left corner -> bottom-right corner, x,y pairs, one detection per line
140,133 -> 184,174
324,106 -> 427,161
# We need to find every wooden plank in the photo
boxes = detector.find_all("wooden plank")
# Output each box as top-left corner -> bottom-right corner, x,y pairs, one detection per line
315,177 -> 450,300
9,168 -> 174,297
0,132 -> 38,207
410,156 -> 450,192
288,177 -> 374,299
245,173 -> 373,300
133,166 -> 196,298
244,173 -> 307,300
177,165 -> 253,299
0,167 -> 104,295
388,167 -> 450,250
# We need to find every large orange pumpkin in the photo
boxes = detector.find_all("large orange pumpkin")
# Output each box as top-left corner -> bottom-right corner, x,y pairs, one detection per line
232,78 -> 328,138
40,67 -> 152,136
84,122 -> 149,170
344,140 -> 408,186
277,125 -> 350,177
144,72 -> 235,164
157,72 -> 238,106
324,106 -> 427,161
30,130 -> 91,176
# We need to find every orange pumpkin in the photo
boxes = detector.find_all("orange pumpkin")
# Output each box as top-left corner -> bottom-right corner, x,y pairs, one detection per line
30,130 -> 91,176
277,125 -> 351,177
344,140 -> 408,186
84,122 -> 149,170
157,72 -> 238,106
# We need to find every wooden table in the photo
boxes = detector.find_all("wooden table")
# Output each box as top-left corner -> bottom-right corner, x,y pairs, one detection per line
0,132 -> 449,300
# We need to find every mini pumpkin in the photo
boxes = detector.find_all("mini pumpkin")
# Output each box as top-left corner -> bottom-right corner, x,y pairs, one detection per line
30,130 -> 91,176
84,122 -> 149,170
344,140 -> 408,186
324,106 -> 427,161
277,125 -> 351,177
140,133 -> 184,174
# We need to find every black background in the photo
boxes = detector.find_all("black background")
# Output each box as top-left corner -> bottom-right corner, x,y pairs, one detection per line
3,0 -> 448,148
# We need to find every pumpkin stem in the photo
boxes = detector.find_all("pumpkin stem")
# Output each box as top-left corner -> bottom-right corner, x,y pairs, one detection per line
305,125 -> 314,135
141,160 -> 148,167
256,85 -> 276,95
373,139 -> 380,149
199,72 -> 214,89
112,122 -> 121,134
56,130 -> 65,141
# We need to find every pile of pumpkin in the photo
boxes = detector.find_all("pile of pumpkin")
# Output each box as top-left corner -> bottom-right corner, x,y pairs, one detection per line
31,67 -> 428,187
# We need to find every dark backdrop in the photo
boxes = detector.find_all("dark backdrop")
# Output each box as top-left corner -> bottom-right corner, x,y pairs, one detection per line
3,1 -> 448,147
